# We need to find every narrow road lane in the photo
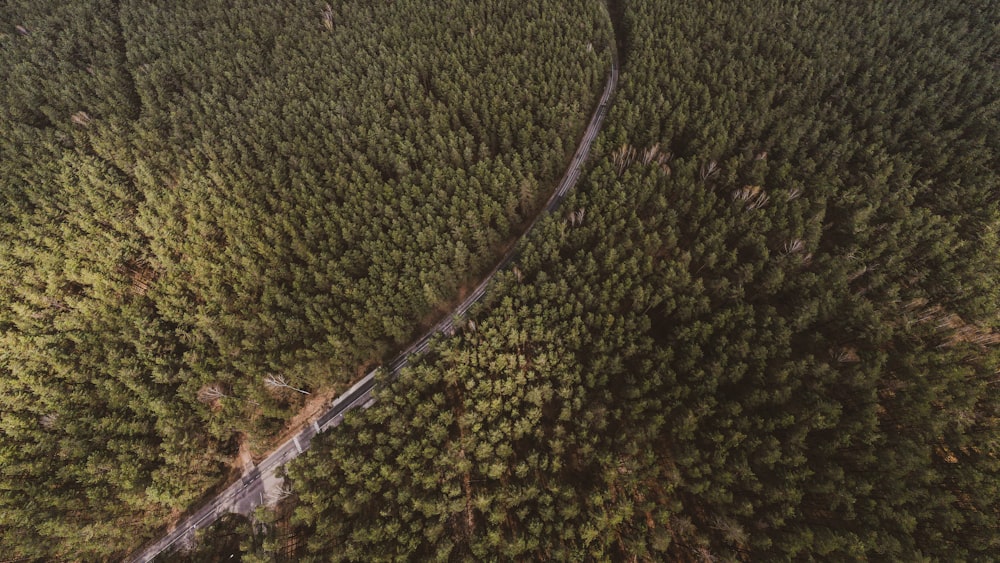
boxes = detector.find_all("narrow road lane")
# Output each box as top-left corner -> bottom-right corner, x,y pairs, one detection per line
129,32 -> 618,563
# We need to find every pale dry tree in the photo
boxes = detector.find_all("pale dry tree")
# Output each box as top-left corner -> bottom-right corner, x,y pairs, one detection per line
265,482 -> 294,504
732,185 -> 761,201
905,298 -> 1000,348
948,324 -> 1000,348
782,238 -> 806,255
197,383 -> 233,406
700,159 -> 720,182
612,143 -> 637,176
639,143 -> 673,174
746,190 -> 769,210
712,515 -> 749,545
733,185 -> 769,210
656,150 -> 672,175
641,143 -> 661,165
694,545 -> 718,563
264,374 -> 310,395
71,111 -> 92,127
321,3 -> 334,31
669,515 -> 696,537
831,346 -> 861,363
847,264 -> 868,282
39,413 -> 58,429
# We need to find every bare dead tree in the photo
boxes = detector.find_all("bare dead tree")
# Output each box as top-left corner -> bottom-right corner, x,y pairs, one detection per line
321,3 -> 334,31
831,347 -> 861,363
700,159 -> 720,182
265,482 -> 294,504
782,238 -> 806,255
612,143 -> 636,176
264,374 -> 310,395
733,185 -> 769,210
712,515 -> 748,545
39,413 -> 58,429
641,143 -> 660,165
197,383 -> 229,404
71,111 -> 92,127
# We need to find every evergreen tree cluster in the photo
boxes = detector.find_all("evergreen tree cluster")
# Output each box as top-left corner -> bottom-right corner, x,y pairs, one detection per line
288,0 -> 1000,560
0,0 -> 610,558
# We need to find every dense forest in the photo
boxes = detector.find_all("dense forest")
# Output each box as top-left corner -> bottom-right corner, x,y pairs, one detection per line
0,0 -> 611,558
3,0 -> 998,560
285,0 -> 1000,560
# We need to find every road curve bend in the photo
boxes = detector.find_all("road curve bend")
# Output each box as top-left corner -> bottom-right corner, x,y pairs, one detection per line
129,27 -> 619,563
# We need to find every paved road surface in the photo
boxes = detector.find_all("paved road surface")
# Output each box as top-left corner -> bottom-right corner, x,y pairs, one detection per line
128,36 -> 618,563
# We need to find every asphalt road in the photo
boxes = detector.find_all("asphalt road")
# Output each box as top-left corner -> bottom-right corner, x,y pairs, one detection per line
128,43 -> 618,563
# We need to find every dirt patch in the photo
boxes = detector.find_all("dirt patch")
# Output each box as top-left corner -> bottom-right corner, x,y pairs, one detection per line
236,436 -> 255,472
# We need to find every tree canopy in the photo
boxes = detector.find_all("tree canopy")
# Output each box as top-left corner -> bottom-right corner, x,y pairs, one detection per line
0,0 -> 610,558
287,0 -> 1000,560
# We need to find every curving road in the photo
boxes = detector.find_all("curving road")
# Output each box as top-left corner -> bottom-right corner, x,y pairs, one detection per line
129,34 -> 618,563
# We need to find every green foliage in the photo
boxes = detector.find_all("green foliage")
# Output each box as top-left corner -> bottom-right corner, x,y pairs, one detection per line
288,0 -> 1000,560
0,0 -> 609,558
